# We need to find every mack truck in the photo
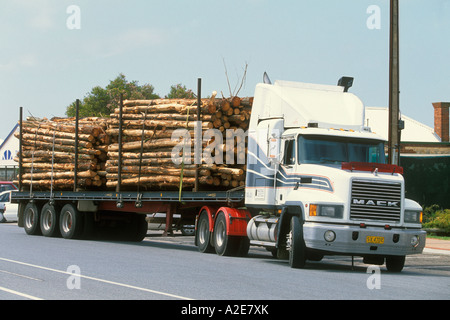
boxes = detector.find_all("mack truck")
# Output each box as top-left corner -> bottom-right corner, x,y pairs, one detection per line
195,75 -> 425,271
11,75 -> 426,272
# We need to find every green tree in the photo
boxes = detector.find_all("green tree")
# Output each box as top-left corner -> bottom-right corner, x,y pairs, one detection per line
165,83 -> 195,99
66,73 -> 160,117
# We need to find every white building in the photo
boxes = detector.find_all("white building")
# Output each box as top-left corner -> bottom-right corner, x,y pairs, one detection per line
365,106 -> 441,143
0,124 -> 19,180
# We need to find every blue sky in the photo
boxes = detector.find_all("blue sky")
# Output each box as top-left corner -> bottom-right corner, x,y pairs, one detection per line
1,0 -> 449,140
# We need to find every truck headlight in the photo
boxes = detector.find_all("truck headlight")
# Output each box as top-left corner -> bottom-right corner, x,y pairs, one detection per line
310,204 -> 344,219
404,210 -> 422,224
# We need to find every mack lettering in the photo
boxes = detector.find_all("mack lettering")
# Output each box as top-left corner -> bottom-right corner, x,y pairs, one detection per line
352,199 -> 399,207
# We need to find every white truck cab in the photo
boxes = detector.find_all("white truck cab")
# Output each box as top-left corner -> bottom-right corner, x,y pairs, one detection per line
245,76 -> 425,271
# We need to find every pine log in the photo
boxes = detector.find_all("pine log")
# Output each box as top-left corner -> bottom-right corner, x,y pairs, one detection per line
110,113 -> 212,122
106,175 -> 213,188
108,118 -> 213,129
106,158 -> 178,166
19,151 -> 94,161
230,96 -> 241,107
22,170 -> 97,180
21,178 -> 99,188
21,127 -> 95,142
21,121 -> 103,137
21,162 -> 96,171
107,139 -> 187,152
21,141 -> 101,155
216,167 -> 244,175
20,133 -> 93,148
107,150 -> 175,159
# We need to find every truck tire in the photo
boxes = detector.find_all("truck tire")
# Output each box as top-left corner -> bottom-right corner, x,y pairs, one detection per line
288,216 -> 307,268
213,212 -> 238,256
23,202 -> 41,236
59,204 -> 84,239
386,255 -> 405,272
130,214 -> 148,242
40,203 -> 60,237
197,211 -> 214,253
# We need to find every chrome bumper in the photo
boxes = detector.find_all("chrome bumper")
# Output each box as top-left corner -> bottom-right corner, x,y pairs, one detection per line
303,223 -> 426,256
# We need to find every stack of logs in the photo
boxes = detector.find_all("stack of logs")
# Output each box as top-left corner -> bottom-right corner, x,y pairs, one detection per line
15,95 -> 253,192
15,117 -> 109,190
105,95 -> 252,191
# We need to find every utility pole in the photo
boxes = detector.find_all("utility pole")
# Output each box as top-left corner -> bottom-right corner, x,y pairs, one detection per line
388,0 -> 401,165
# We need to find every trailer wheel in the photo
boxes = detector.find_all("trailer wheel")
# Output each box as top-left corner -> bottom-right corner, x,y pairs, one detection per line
385,255 -> 405,272
23,203 -> 41,235
60,204 -> 83,239
287,216 -> 307,268
40,203 -> 60,237
197,211 -> 214,253
213,212 -> 238,256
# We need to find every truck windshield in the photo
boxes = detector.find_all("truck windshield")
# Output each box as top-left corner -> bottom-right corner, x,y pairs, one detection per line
297,135 -> 386,164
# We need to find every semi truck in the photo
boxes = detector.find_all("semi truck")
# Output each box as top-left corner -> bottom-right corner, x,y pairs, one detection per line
11,75 -> 426,271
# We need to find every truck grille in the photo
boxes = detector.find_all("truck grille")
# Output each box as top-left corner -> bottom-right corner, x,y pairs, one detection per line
350,180 -> 402,223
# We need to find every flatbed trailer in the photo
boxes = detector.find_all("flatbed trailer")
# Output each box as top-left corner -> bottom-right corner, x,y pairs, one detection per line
12,189 -> 244,204
12,188 -> 245,240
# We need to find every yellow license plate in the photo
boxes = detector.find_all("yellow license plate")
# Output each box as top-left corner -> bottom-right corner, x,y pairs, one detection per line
366,236 -> 384,244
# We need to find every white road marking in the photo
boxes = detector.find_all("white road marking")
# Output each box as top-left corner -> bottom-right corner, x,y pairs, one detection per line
0,285 -> 43,300
0,269 -> 44,281
0,257 -> 193,300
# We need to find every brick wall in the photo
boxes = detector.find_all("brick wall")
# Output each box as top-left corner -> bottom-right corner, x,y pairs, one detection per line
433,102 -> 450,142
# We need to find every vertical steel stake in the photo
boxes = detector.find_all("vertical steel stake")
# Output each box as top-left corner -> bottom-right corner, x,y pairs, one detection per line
116,94 -> 124,193
74,99 -> 80,191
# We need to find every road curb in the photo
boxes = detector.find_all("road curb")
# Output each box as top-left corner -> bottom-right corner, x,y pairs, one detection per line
424,237 -> 450,255
423,248 -> 450,255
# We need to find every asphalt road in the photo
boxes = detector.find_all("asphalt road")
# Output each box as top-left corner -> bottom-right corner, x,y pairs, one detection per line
0,222 -> 449,302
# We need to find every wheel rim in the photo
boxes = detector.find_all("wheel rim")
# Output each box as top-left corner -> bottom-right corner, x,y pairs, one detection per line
25,208 -> 36,229
198,218 -> 208,244
61,211 -> 73,233
42,209 -> 53,231
215,219 -> 226,248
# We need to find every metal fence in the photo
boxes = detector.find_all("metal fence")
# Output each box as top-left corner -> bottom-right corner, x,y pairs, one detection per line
0,165 -> 18,182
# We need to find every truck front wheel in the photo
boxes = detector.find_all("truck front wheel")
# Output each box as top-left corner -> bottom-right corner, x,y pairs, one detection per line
386,255 -> 405,272
287,216 -> 307,268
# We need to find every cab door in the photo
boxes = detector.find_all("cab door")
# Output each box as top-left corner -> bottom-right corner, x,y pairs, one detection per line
277,137 -> 297,205
245,118 -> 284,209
